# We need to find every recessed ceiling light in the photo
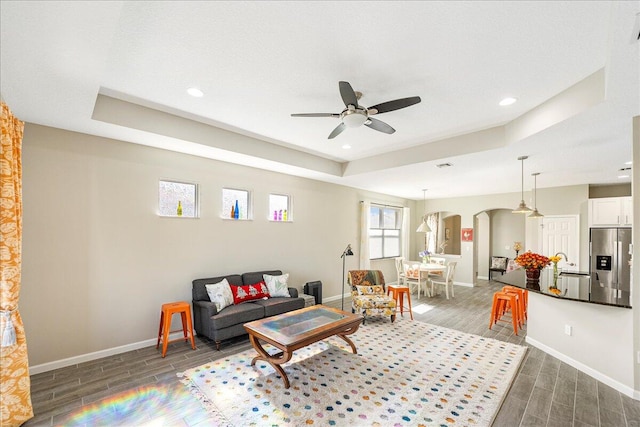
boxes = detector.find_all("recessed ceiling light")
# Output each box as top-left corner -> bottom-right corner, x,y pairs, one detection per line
499,97 -> 517,106
618,175 -> 630,179
625,161 -> 633,165
187,87 -> 204,97
342,144 -> 351,149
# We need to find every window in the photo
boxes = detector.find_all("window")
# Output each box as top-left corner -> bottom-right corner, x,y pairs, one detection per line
369,205 -> 402,259
222,188 -> 251,220
269,193 -> 291,221
158,180 -> 198,218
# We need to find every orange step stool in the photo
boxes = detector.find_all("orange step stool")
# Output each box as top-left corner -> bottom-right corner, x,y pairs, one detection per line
156,301 -> 196,357
488,291 -> 520,335
387,284 -> 413,320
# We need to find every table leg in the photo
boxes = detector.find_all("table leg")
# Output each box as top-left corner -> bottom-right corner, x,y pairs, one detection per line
335,323 -> 362,354
248,334 -> 293,389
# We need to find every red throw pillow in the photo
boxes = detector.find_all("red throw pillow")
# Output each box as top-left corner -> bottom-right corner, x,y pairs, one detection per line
231,281 -> 270,304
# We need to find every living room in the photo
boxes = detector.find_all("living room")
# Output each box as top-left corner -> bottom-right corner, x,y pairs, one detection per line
1,1 -> 639,426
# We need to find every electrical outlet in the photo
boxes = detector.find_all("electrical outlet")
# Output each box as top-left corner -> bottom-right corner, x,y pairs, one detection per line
564,325 -> 572,336
637,351 -> 640,364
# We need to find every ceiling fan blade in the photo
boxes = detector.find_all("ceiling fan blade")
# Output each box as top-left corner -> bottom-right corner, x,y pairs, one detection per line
291,113 -> 340,118
328,122 -> 346,139
339,81 -> 359,107
365,118 -> 395,134
367,96 -> 421,115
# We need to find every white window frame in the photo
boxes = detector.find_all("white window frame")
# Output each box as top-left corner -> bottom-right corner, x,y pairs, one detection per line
368,204 -> 403,260
158,179 -> 199,218
268,193 -> 292,222
222,187 -> 252,220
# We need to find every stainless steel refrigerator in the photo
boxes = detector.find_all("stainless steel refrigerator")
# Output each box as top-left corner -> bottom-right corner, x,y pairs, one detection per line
589,227 -> 632,306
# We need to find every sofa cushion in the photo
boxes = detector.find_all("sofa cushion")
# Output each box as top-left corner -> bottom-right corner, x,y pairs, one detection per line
205,279 -> 234,312
252,297 -> 305,317
231,281 -> 270,305
263,273 -> 291,297
242,270 -> 282,286
193,274 -> 243,302
211,303 -> 264,330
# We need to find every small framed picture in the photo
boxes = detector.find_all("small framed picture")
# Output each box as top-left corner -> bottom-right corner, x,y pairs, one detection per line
445,228 -> 451,240
461,228 -> 473,242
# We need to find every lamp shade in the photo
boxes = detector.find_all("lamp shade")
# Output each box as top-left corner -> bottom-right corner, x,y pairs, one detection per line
529,208 -> 544,218
512,156 -> 531,213
512,200 -> 532,214
416,220 -> 431,232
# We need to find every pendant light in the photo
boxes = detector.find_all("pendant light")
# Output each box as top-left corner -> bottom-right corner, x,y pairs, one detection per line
416,189 -> 431,232
512,156 -> 532,213
529,172 -> 544,218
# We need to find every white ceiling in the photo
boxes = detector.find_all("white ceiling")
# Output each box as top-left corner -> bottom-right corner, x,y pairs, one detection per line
1,1 -> 638,200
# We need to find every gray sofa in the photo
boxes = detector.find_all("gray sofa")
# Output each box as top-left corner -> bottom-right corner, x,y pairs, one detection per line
192,270 -> 305,350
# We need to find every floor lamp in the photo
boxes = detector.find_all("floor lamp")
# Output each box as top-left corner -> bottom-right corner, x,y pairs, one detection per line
341,244 -> 354,311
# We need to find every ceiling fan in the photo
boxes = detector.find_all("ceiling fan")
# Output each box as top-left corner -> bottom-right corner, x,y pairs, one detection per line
291,81 -> 421,139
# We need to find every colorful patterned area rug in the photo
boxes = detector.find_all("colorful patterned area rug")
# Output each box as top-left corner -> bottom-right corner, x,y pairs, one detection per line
178,318 -> 526,426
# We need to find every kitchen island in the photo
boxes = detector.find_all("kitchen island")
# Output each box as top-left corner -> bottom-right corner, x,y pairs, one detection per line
494,267 -> 635,399
496,268 -> 631,309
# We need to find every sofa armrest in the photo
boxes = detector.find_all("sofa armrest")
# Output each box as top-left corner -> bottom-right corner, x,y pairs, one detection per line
192,300 -> 218,339
288,287 -> 299,298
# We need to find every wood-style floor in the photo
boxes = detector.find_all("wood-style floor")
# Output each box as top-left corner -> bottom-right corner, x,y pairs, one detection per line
24,279 -> 640,426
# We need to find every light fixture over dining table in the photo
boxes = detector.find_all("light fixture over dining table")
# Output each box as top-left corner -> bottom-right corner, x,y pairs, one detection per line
416,189 -> 431,232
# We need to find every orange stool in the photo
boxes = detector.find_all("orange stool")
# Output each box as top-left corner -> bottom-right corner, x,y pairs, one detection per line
156,301 -> 196,357
489,291 -> 520,335
502,286 -> 528,322
387,284 -> 413,320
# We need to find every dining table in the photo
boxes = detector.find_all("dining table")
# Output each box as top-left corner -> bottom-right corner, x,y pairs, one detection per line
405,261 -> 446,297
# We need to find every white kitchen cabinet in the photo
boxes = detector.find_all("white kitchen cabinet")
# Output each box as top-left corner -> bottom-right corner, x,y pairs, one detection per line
621,197 -> 632,226
588,196 -> 632,227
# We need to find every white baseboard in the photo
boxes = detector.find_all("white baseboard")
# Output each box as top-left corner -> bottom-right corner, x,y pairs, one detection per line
526,336 -> 639,400
453,281 -> 474,288
477,275 -> 489,280
29,331 -> 187,375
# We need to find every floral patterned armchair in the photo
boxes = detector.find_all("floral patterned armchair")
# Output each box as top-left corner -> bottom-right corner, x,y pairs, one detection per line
348,270 -> 396,323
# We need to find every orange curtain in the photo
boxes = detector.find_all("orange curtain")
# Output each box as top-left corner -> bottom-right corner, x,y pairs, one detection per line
0,102 -> 33,425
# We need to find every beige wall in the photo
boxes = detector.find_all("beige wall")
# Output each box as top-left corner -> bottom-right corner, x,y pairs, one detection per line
21,124 -> 410,367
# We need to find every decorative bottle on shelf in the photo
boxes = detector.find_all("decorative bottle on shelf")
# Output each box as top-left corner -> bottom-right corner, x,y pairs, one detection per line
283,210 -> 287,221
273,210 -> 278,221
234,200 -> 239,219
176,201 -> 183,217
230,205 -> 235,219
278,210 -> 282,221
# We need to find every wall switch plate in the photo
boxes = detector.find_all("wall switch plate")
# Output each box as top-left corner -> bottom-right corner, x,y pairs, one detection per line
637,351 -> 640,364
564,325 -> 572,336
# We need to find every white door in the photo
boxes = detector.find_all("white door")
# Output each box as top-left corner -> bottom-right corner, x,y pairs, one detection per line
539,215 -> 580,270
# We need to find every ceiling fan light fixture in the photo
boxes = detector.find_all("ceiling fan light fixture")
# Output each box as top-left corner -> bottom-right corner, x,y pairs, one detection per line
342,110 -> 367,128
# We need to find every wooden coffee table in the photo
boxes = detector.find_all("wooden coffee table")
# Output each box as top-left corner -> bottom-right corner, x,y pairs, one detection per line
243,305 -> 363,388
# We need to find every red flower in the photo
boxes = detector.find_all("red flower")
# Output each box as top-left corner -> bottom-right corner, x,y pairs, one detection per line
514,251 -> 551,270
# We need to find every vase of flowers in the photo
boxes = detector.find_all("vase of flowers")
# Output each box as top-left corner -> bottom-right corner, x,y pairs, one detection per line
548,255 -> 561,286
514,251 -> 551,287
419,250 -> 431,264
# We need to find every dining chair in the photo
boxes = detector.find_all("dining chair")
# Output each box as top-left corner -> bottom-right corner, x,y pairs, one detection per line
430,261 -> 457,299
427,257 -> 446,283
403,262 -> 429,297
